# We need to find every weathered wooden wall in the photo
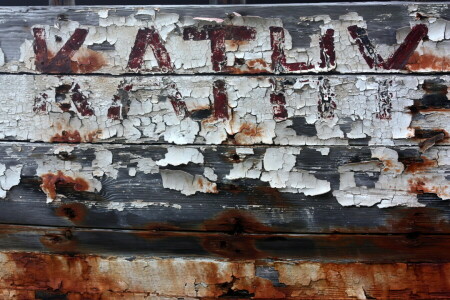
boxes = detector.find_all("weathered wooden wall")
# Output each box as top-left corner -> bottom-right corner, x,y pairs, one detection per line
0,3 -> 449,299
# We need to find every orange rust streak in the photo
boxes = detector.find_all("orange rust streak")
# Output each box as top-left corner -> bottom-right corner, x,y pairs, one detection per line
51,130 -> 82,143
40,231 -> 78,253
408,177 -> 449,198
135,210 -> 273,260
50,129 -> 102,143
403,156 -> 438,173
55,203 -> 87,224
40,171 -> 89,200
379,207 -> 450,234
238,123 -> 263,137
225,58 -> 271,74
406,52 -> 450,72
1,252 -> 450,299
70,48 -> 107,73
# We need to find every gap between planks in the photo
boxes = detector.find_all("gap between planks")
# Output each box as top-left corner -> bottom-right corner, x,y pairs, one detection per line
0,139 -> 448,148
0,71 -> 449,78
1,222 -> 449,236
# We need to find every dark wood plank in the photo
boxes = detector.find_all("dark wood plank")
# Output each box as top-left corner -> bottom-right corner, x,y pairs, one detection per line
0,224 -> 449,262
0,142 -> 448,233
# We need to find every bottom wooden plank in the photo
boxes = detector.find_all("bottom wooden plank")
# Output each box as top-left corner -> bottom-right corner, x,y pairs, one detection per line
0,251 -> 449,299
0,224 -> 449,262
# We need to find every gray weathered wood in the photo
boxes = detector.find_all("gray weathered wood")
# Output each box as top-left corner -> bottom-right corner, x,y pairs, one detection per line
0,142 -> 448,233
0,224 -> 449,262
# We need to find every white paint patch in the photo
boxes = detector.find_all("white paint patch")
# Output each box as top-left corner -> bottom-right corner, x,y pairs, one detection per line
133,158 -> 159,174
157,147 -> 204,166
334,147 -> 450,208
0,164 -> 22,198
160,170 -> 217,196
92,149 -> 118,178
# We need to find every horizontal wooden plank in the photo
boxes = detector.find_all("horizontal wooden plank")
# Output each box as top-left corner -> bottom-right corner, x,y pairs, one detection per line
1,251 -> 449,299
0,4 -> 448,74
0,142 -> 449,233
1,74 -> 449,146
0,225 -> 449,262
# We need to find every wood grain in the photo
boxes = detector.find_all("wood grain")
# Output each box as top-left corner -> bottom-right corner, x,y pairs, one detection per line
0,142 -> 448,233
1,250 -> 449,299
0,4 -> 448,296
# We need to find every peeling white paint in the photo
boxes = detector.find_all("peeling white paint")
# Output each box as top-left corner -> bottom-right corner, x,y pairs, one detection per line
0,75 -> 441,147
334,147 -> 450,208
92,149 -> 118,178
157,147 -> 204,166
160,170 -> 217,196
0,164 -> 22,198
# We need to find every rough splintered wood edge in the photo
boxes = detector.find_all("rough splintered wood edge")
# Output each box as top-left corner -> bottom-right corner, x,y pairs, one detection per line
0,3 -> 448,74
0,74 -> 449,146
0,251 -> 449,299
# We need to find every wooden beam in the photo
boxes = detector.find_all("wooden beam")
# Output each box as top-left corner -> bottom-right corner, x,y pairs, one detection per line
0,75 -> 448,146
0,250 -> 449,299
0,4 -> 447,74
0,142 -> 448,233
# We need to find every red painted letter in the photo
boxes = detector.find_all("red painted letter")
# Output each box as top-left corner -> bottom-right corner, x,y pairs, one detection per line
33,28 -> 88,73
183,25 -> 256,72
348,24 -> 428,70
128,27 -> 173,72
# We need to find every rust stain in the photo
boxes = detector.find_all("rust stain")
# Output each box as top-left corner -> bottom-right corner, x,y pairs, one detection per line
411,128 -> 449,152
406,52 -> 450,72
203,210 -> 273,233
71,48 -> 107,73
201,210 -> 274,260
197,176 -> 218,194
225,58 -> 271,74
276,262 -> 450,299
39,230 -> 77,253
234,123 -> 264,144
40,171 -> 89,201
408,177 -> 449,198
3,252 -> 113,295
225,40 -> 249,48
50,129 -> 102,143
85,129 -> 102,142
55,202 -> 87,224
136,210 -> 273,260
246,58 -> 269,69
201,233 -> 264,260
196,177 -> 204,189
1,252 -> 450,299
402,156 -> 438,173
384,207 -> 450,233
248,186 -> 291,209
232,276 -> 286,299
50,130 -> 82,143
380,158 -> 402,173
